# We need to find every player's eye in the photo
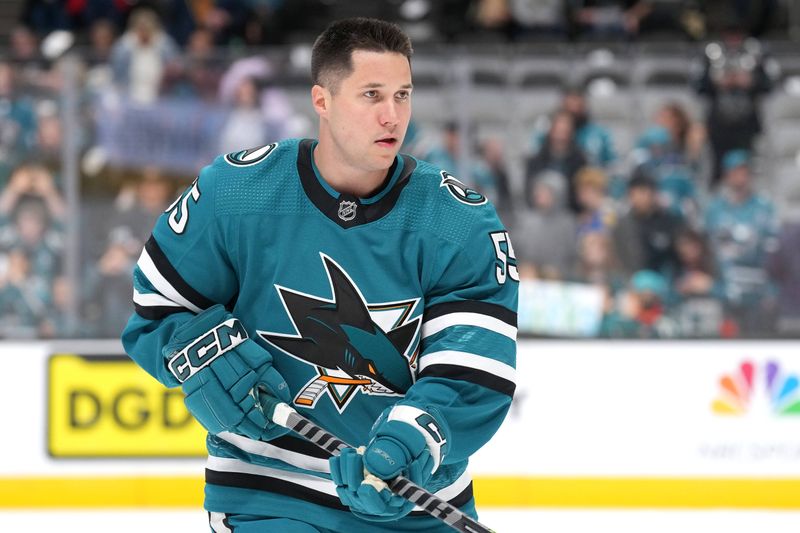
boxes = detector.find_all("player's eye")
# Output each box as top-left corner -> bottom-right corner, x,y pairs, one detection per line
396,91 -> 410,101
364,90 -> 378,98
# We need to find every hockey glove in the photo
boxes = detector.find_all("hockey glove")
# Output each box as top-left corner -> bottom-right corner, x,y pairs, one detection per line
330,407 -> 447,521
163,304 -> 292,441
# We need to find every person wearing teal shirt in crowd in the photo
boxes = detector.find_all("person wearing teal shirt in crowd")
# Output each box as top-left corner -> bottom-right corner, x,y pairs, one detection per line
704,149 -> 778,335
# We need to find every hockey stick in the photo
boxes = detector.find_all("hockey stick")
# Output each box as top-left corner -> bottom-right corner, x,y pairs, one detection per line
255,388 -> 496,533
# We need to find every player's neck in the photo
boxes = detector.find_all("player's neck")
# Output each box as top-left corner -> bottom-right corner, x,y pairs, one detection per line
312,140 -> 388,198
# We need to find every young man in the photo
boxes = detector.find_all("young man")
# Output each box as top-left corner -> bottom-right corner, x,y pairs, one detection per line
122,18 -> 517,532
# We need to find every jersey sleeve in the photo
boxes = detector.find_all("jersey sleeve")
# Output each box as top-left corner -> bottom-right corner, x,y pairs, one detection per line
392,205 -> 518,468
121,157 -> 239,387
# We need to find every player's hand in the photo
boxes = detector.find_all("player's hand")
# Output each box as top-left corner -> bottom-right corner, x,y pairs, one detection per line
163,304 -> 292,441
329,418 -> 436,521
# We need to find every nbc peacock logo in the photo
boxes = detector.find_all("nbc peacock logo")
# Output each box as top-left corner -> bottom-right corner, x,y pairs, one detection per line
712,361 -> 800,416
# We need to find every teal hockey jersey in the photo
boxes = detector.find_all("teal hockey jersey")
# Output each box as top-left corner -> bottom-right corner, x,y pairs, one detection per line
121,138 -> 518,530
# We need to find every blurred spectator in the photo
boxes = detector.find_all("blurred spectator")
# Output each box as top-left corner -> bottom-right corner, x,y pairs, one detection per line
20,0 -> 70,35
0,163 -> 65,338
559,86 -> 616,169
0,61 -> 38,184
691,29 -> 778,184
472,0 -> 513,40
219,56 -> 310,145
87,18 -> 116,63
632,125 -> 698,221
704,149 -> 778,336
601,269 -> 680,338
571,1 -> 703,40
670,227 -> 725,337
239,0 -> 310,46
218,76 -> 274,154
572,0 -> 646,39
0,161 -> 63,214
423,121 -> 460,173
574,166 -> 616,235
508,0 -> 569,39
612,167 -> 684,278
83,18 -> 117,95
161,27 -> 225,102
571,229 -> 624,289
705,0 -> 778,39
0,247 -> 50,338
767,207 -> 800,337
653,102 -> 708,174
85,167 -> 177,336
9,25 -> 42,66
110,7 -> 179,105
471,136 -> 512,213
526,110 -> 586,211
513,170 -> 577,279
34,100 -> 63,174
39,275 -> 74,338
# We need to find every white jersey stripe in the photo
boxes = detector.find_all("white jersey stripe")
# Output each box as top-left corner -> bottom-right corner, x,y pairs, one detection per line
217,432 -> 331,473
422,312 -> 517,340
209,512 -> 233,533
433,468 -> 472,502
132,287 -> 183,308
419,350 -> 516,384
136,247 -> 202,313
206,455 -> 473,511
207,456 -> 338,495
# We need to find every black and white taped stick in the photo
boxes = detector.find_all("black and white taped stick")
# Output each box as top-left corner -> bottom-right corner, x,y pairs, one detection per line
256,389 -> 496,533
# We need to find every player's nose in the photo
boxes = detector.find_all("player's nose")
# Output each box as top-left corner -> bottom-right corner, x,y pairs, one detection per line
378,100 -> 399,128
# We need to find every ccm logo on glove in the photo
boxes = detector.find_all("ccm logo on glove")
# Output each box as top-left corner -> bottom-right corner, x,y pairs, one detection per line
168,318 -> 248,382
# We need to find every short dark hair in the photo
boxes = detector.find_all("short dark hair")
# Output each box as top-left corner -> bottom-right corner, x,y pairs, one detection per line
311,17 -> 413,93
628,165 -> 657,190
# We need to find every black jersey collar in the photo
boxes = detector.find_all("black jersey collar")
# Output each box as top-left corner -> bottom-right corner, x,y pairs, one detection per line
297,138 -> 416,229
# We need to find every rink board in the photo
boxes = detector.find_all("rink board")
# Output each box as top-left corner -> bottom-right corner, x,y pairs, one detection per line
0,339 -> 798,508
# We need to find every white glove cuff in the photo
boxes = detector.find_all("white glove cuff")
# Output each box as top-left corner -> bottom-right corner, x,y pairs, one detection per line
386,404 -> 446,473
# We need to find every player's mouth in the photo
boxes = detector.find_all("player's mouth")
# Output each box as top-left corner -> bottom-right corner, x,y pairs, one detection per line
375,137 -> 398,148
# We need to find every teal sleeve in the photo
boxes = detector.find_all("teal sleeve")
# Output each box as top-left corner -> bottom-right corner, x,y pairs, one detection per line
396,207 -> 518,466
120,156 -> 239,387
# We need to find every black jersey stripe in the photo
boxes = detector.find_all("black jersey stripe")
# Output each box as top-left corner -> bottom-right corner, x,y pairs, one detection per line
423,300 -> 517,328
418,364 -> 516,397
206,469 -> 346,510
205,470 -> 473,517
133,302 -> 187,320
144,236 -> 215,311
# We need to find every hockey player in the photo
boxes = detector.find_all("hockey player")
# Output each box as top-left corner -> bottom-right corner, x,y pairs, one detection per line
122,17 -> 517,532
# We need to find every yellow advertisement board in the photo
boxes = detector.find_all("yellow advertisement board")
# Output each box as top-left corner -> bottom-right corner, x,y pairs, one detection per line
48,354 -> 206,457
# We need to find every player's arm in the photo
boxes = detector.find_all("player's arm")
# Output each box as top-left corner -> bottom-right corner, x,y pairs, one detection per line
331,206 -> 518,521
397,210 -> 517,467
121,157 -> 290,440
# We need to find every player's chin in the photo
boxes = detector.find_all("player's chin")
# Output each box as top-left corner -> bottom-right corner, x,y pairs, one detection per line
372,142 -> 400,162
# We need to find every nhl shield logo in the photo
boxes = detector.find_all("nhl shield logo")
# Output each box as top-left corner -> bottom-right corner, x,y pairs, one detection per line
338,200 -> 357,221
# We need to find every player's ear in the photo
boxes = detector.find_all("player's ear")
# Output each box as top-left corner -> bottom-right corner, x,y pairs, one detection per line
311,85 -> 330,117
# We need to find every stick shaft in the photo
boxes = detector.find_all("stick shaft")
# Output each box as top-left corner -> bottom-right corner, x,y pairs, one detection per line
274,405 -> 494,533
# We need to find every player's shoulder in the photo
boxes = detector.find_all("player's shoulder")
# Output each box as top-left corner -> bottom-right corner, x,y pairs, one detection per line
209,138 -> 299,175
198,139 -> 302,212
410,157 -> 501,220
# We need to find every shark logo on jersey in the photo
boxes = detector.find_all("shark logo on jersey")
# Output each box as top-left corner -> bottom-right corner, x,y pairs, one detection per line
440,171 -> 487,205
224,143 -> 277,167
338,200 -> 357,222
258,254 -> 421,413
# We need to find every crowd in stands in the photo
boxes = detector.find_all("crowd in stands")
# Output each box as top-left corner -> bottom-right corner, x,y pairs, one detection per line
0,1 -> 796,339
13,0 -> 785,47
